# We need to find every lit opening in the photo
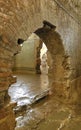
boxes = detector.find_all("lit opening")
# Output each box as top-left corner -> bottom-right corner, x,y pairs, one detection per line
40,43 -> 49,74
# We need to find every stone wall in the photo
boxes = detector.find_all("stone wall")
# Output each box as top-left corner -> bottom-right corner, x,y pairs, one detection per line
0,3 -> 81,130
40,0 -> 81,103
0,35 -> 19,130
0,0 -> 80,103
40,0 -> 80,79
14,33 -> 41,73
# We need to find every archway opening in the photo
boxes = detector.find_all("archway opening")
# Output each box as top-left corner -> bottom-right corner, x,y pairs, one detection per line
34,21 -> 69,98
9,33 -> 52,108
9,21 -> 68,110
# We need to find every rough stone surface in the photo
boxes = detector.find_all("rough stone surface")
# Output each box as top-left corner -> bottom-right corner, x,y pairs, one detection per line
0,0 -> 81,129
0,35 -> 19,130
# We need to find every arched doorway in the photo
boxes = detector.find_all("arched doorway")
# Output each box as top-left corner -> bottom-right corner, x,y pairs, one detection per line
9,32 -> 52,107
34,21 -> 70,99
10,21 -> 70,107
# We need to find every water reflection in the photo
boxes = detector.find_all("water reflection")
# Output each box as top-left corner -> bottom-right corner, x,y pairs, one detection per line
8,73 -> 50,106
40,74 -> 49,90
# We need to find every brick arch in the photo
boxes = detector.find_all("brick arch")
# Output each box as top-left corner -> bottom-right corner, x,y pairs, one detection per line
35,26 -> 65,77
34,25 -> 71,99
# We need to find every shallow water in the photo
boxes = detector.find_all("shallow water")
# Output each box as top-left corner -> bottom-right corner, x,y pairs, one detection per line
9,73 -> 81,130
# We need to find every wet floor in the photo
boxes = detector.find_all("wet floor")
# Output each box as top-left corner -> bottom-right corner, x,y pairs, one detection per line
9,73 -> 81,130
9,73 -> 51,107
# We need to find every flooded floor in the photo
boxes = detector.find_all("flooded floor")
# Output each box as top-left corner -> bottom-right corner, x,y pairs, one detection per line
9,73 -> 51,107
9,73 -> 81,130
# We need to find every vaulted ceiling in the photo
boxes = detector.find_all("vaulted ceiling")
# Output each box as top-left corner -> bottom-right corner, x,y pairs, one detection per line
0,0 -> 42,44
0,0 -> 81,44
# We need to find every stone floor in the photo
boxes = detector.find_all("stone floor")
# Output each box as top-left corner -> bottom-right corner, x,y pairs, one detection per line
8,73 -> 81,130
8,73 -> 51,107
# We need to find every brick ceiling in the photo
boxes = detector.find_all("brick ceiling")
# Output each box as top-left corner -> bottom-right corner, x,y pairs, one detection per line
0,0 -> 81,44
